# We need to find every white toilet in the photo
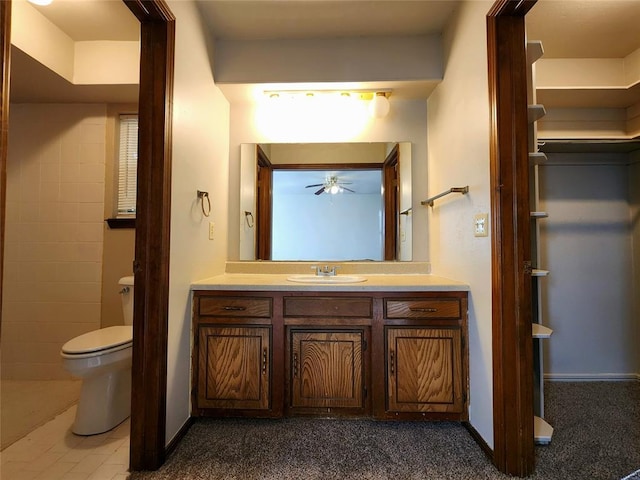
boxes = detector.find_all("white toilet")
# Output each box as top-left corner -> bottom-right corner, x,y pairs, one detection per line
61,276 -> 134,435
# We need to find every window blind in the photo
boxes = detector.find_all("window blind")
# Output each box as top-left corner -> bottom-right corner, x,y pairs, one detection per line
117,114 -> 138,216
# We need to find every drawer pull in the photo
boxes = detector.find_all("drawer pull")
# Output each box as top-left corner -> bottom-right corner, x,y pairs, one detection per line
223,305 -> 246,311
262,348 -> 268,375
390,350 -> 395,376
293,353 -> 298,378
410,307 -> 438,313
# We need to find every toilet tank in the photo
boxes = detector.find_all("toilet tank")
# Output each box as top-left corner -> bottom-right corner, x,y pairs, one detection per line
118,276 -> 135,326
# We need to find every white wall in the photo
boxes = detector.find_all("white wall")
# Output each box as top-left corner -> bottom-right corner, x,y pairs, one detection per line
227,100 -> 429,261
539,155 -> 637,380
426,0 -> 494,447
215,35 -> 442,84
272,193 -> 383,261
165,0 -> 230,445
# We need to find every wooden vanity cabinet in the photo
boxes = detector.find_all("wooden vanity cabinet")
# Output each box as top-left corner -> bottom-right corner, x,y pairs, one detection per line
380,296 -> 468,421
386,327 -> 463,413
192,290 -> 467,422
196,325 -> 270,410
191,292 -> 282,417
283,294 -> 372,415
288,329 -> 366,412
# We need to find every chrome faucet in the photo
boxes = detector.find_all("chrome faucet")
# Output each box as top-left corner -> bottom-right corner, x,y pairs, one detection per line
311,265 -> 339,276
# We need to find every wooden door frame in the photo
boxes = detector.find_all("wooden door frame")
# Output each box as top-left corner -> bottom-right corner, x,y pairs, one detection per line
487,0 -> 536,476
383,144 -> 399,261
0,0 -> 10,323
123,0 -> 174,471
0,0 -> 175,471
256,145 -> 272,260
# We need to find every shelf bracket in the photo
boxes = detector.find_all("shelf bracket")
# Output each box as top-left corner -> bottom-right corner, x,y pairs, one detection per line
421,186 -> 469,207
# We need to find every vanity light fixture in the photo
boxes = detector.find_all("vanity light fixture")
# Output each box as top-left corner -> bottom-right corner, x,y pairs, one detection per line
263,89 -> 392,118
369,92 -> 391,118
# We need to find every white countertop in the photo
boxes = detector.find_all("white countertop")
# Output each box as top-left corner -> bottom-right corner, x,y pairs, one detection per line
191,273 -> 469,292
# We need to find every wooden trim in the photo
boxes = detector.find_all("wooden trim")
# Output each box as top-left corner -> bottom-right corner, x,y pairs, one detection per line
271,163 -> 382,170
256,146 -> 272,260
123,0 -> 175,472
0,0 -> 11,328
383,145 -> 399,261
487,0 -> 536,476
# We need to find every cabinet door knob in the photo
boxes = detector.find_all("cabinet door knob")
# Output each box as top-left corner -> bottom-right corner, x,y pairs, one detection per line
390,350 -> 395,376
262,348 -> 268,375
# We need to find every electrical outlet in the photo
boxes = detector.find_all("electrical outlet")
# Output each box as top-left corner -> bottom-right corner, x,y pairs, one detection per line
474,214 -> 489,237
208,222 -> 215,240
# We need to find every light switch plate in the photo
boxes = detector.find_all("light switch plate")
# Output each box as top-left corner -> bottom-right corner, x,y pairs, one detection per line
474,213 -> 489,237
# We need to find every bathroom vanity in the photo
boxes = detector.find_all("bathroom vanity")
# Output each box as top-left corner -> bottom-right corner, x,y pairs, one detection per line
191,269 -> 468,422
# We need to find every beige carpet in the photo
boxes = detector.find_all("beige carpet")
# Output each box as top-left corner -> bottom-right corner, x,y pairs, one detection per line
0,379 -> 81,450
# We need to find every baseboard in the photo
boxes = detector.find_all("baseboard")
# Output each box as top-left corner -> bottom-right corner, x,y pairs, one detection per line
544,373 -> 640,382
463,422 -> 493,462
165,417 -> 195,458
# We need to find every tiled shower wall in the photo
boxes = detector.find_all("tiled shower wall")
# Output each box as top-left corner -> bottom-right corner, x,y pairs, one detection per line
2,104 -> 107,380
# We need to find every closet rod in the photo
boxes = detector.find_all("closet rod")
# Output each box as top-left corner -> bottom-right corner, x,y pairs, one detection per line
421,186 -> 469,207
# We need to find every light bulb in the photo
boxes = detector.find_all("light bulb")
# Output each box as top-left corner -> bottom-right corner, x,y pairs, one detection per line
369,92 -> 390,118
330,185 -> 339,195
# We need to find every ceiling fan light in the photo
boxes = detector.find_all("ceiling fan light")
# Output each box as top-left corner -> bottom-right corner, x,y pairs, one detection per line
369,92 -> 390,118
329,185 -> 340,195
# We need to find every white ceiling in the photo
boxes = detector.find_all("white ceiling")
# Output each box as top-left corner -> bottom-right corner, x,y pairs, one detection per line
11,0 -> 640,103
526,0 -> 640,59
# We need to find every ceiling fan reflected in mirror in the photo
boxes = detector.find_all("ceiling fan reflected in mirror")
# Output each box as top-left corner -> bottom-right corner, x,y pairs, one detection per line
305,175 -> 355,195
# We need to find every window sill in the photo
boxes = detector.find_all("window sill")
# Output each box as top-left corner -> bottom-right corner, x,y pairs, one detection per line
106,218 -> 136,229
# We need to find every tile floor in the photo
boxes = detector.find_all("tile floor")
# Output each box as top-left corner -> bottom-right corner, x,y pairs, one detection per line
0,406 -> 130,480
1,380 -> 82,449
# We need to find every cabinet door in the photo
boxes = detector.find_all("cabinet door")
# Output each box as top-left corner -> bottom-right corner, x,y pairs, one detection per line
197,326 -> 270,410
290,330 -> 364,409
386,327 -> 463,413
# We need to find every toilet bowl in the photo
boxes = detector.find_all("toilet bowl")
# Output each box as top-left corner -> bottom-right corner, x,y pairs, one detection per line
61,276 -> 134,435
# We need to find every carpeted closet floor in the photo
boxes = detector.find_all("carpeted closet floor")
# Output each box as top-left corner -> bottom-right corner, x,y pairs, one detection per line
131,382 -> 640,480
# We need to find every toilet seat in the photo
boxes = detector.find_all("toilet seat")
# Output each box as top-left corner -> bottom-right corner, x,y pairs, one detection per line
61,326 -> 133,359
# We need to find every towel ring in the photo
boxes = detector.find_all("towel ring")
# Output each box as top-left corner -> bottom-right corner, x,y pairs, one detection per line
197,190 -> 211,217
244,211 -> 254,228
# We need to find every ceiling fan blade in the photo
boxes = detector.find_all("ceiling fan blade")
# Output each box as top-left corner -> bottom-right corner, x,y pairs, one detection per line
342,187 -> 356,193
314,187 -> 326,195
305,183 -> 324,188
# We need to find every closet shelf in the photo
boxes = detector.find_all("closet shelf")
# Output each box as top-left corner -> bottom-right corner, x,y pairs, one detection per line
532,269 -> 550,277
528,104 -> 546,124
534,416 -> 553,445
527,41 -> 544,64
532,324 -> 553,338
529,152 -> 548,165
530,211 -> 549,218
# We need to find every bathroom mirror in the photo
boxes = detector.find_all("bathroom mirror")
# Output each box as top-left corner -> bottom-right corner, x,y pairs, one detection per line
240,142 -> 412,261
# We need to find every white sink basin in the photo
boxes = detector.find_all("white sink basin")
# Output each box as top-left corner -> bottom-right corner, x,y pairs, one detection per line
286,274 -> 367,284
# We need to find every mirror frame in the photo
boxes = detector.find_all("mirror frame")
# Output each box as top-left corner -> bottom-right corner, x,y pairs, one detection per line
253,144 -> 400,261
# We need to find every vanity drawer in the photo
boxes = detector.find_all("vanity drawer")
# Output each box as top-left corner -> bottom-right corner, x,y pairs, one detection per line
199,296 -> 272,318
385,298 -> 460,319
284,296 -> 372,318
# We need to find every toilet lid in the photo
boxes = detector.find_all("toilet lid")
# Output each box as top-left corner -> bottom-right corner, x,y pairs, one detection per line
62,326 -> 133,355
